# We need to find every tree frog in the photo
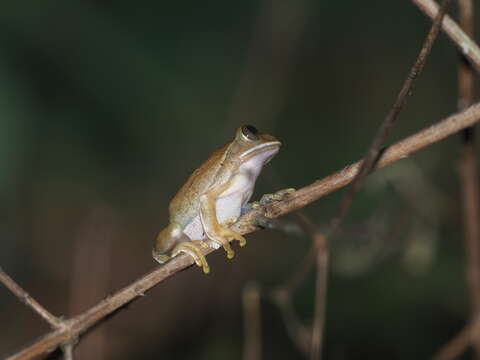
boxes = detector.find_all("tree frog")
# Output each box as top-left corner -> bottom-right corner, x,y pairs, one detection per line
152,125 -> 283,274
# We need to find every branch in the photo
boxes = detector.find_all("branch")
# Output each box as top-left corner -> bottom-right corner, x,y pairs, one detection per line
333,0 -> 451,229
411,0 -> 480,72
0,267 -> 61,328
8,102 -> 480,360
433,2 -> 480,358
309,225 -> 328,360
434,317 -> 480,360
266,102 -> 480,219
270,288 -> 311,356
458,145 -> 480,353
242,282 -> 262,360
457,0 -> 480,356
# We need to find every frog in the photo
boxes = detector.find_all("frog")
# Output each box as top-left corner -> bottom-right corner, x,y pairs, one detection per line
152,125 -> 287,274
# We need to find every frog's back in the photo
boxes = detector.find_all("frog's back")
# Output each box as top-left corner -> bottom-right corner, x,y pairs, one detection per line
169,143 -> 232,227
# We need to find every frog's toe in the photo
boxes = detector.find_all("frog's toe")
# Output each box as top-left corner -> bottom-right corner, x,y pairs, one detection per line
208,226 -> 248,258
259,188 -> 296,205
172,242 -> 210,274
221,240 -> 236,259
221,227 -> 247,248
221,218 -> 246,247
236,233 -> 247,247
222,216 -> 239,226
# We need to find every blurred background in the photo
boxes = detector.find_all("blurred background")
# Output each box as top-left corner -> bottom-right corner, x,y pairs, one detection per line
0,0 -> 477,359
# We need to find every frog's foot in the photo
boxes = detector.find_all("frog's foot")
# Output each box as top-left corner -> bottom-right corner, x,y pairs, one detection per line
218,217 -> 247,248
206,226 -> 247,259
171,241 -> 210,274
259,188 -> 296,206
222,217 -> 246,248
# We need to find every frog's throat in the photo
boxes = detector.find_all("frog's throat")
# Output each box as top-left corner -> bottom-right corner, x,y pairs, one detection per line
239,141 -> 281,160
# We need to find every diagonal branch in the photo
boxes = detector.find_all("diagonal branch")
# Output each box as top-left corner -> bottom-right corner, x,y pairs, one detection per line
434,316 -> 480,360
333,0 -> 451,230
0,267 -> 61,328
266,103 -> 480,219
411,0 -> 480,72
8,102 -> 480,360
276,4 -> 450,356
270,288 -> 311,356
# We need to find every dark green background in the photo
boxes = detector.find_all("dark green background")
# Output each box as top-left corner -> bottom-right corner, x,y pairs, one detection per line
0,1 -> 476,359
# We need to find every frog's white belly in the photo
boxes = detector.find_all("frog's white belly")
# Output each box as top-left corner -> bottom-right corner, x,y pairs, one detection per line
182,216 -> 204,241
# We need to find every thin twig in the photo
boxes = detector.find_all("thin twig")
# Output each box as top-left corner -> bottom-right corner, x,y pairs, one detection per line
411,0 -> 480,72
267,103 -> 480,219
278,213 -> 319,295
7,103 -> 480,360
308,226 -> 328,360
333,0 -> 451,230
242,282 -> 262,360
265,213 -> 320,358
274,3 -> 452,356
61,343 -> 73,360
0,269 -> 75,360
270,289 -> 310,356
435,1 -> 480,358
458,147 -> 480,356
458,0 -> 475,111
308,5 -> 450,356
458,0 -> 480,357
434,317 -> 480,360
0,267 -> 60,328
272,213 -> 329,359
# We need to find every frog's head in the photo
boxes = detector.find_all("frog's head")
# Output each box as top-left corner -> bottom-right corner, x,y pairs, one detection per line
228,125 -> 281,169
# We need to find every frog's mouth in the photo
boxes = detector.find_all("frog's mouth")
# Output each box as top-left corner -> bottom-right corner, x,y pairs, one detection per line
239,141 -> 281,162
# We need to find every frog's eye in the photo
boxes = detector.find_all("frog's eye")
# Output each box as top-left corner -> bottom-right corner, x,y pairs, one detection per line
241,125 -> 259,141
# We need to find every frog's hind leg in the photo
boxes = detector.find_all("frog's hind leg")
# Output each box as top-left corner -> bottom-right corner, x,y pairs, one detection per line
172,241 -> 210,274
222,217 -> 246,247
199,186 -> 247,260
152,223 -> 184,264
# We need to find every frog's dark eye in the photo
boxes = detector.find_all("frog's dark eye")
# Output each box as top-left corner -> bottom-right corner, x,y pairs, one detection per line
241,125 -> 259,141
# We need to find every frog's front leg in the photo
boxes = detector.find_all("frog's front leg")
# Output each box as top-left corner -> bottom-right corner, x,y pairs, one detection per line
259,188 -> 296,205
200,181 -> 247,260
241,188 -> 296,214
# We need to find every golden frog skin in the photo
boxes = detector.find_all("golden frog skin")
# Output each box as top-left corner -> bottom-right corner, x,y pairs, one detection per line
152,125 -> 282,273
